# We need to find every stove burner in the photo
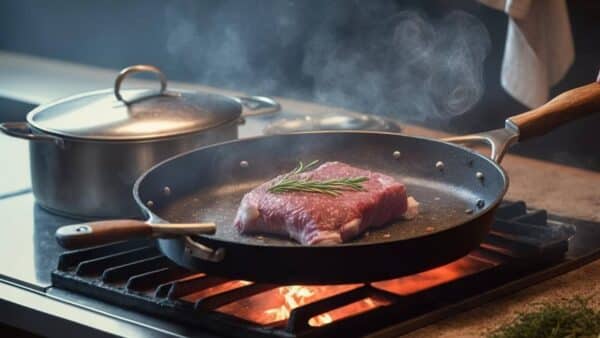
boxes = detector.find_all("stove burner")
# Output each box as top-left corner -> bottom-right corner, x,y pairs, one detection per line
52,201 -> 573,338
264,112 -> 401,134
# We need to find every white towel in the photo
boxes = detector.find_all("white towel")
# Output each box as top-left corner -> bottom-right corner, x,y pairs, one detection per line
479,0 -> 575,108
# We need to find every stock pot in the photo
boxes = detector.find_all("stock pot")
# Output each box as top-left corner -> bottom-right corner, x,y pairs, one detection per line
0,64 -> 280,219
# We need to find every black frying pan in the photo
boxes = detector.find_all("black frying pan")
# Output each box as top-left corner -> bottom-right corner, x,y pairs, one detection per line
56,83 -> 600,284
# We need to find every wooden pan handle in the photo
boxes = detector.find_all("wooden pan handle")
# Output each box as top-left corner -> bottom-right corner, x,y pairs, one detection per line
507,82 -> 600,141
55,219 -> 153,250
55,220 -> 217,250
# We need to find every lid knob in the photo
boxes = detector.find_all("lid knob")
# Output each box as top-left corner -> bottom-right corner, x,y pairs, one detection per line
114,65 -> 167,103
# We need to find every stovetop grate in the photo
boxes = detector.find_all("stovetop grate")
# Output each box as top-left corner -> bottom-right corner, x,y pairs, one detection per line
52,201 -> 574,338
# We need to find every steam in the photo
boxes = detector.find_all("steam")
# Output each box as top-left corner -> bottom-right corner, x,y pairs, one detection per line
165,4 -> 490,121
303,10 -> 491,120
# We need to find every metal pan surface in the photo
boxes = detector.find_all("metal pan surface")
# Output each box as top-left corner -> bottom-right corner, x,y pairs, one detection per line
136,132 -> 505,283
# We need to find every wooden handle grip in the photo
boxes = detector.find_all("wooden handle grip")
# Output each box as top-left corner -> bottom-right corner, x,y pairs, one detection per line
508,82 -> 600,141
55,219 -> 152,250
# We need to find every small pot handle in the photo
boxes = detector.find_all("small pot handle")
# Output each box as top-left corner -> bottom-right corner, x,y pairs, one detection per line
506,82 -> 600,141
237,96 -> 281,117
0,122 -> 63,146
114,64 -> 167,103
55,220 -> 216,250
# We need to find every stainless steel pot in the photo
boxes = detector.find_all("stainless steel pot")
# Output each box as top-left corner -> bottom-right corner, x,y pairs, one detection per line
0,64 -> 280,219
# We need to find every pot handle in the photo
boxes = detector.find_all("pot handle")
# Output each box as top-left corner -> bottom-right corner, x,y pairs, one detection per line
114,64 -> 167,102
0,122 -> 63,146
55,220 -> 216,250
237,96 -> 281,117
506,82 -> 600,141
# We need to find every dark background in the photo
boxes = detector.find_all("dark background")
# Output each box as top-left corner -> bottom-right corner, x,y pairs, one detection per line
0,0 -> 598,170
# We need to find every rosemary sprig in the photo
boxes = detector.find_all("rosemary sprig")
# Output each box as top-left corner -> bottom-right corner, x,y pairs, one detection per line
268,160 -> 368,196
287,160 -> 320,176
488,295 -> 600,338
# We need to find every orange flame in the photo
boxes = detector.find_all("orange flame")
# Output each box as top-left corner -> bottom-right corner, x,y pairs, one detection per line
181,255 -> 497,328
217,284 -> 360,325
373,256 -> 496,295
181,280 -> 252,303
264,286 -> 314,322
308,296 -> 390,327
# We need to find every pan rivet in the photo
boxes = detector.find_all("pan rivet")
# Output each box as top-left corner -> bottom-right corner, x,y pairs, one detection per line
163,186 -> 171,196
146,200 -> 154,208
240,160 -> 249,168
465,208 -> 474,214
476,199 -> 485,208
392,151 -> 401,159
435,161 -> 445,171
476,171 -> 484,180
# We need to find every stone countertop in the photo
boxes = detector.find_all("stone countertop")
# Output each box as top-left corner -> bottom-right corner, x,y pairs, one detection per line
405,260 -> 600,338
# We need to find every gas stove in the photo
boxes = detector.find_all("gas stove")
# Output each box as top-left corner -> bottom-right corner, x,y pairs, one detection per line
2,191 -> 599,338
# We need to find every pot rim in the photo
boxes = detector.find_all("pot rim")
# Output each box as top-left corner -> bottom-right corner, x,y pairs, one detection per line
26,114 -> 240,144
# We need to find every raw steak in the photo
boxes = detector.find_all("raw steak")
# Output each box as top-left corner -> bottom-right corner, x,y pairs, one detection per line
234,161 -> 419,245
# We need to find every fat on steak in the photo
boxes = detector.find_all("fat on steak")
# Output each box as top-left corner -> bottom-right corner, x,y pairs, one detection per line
234,161 -> 419,245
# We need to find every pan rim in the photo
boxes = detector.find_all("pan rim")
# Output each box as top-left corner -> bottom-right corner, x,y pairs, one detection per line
133,130 -> 509,248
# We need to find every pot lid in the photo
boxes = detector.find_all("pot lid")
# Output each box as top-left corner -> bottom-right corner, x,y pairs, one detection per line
27,65 -> 242,141
263,112 -> 402,135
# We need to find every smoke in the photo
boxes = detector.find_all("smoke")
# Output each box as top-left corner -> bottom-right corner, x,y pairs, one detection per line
164,3 -> 490,122
303,10 -> 491,120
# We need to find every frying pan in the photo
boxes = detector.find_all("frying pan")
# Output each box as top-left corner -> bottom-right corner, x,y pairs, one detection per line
56,83 -> 600,284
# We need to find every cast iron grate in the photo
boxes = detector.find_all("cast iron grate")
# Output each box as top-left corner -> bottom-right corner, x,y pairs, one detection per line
52,201 -> 574,338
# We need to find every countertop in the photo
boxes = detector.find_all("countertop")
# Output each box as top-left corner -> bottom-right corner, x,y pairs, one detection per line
1,51 -> 599,337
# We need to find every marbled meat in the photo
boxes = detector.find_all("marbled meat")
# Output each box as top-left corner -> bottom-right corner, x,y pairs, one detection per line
234,161 -> 419,245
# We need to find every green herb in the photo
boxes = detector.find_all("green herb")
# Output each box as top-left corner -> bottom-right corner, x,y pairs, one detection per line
268,160 -> 368,196
488,296 -> 600,338
285,160 -> 320,177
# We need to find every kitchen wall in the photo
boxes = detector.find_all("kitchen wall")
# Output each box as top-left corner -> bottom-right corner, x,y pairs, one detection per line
0,0 -> 598,170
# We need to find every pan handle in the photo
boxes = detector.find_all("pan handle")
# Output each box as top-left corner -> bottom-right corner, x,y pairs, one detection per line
506,82 -> 600,141
55,220 -> 216,250
444,82 -> 600,163
443,127 -> 518,164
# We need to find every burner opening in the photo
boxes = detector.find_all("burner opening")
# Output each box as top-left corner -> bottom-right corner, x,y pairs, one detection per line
307,295 -> 392,327
52,201 -> 576,338
216,284 -> 361,326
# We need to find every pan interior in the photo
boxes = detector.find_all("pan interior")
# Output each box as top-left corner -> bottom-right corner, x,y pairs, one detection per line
161,178 -> 476,246
142,132 -> 506,247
